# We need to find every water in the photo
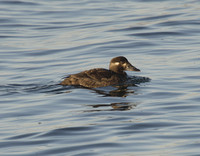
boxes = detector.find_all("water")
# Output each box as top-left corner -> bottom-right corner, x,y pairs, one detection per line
0,0 -> 200,155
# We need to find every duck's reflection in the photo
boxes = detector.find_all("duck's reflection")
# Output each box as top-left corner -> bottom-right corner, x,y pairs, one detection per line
90,84 -> 137,97
88,102 -> 137,111
85,85 -> 139,111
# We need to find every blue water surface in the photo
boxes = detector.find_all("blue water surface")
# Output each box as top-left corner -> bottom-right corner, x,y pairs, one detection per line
0,0 -> 200,155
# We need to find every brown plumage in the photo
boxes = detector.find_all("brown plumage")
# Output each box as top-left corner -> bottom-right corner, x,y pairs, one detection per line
60,56 -> 140,88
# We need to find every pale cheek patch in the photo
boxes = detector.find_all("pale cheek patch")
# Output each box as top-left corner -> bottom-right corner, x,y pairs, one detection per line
123,63 -> 127,67
114,62 -> 120,65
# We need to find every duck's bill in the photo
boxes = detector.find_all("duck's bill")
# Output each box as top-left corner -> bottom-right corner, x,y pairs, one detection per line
125,63 -> 140,72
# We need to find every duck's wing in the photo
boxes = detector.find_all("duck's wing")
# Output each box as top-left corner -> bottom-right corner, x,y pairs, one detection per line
71,68 -> 122,88
84,68 -> 114,80
60,68 -> 125,88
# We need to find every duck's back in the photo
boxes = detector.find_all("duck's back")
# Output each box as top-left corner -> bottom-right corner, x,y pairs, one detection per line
60,68 -> 127,88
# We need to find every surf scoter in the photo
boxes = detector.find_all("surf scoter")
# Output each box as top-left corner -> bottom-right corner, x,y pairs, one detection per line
60,56 -> 140,88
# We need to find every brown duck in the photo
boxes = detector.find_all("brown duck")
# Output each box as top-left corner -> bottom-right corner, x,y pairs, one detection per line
60,56 -> 140,88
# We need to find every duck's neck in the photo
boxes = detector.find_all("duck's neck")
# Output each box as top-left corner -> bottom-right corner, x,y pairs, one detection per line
110,68 -> 126,75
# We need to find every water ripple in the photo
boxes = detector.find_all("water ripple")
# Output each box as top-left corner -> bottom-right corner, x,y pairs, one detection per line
0,0 -> 39,6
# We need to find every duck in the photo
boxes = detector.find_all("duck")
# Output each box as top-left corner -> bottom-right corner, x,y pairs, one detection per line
60,56 -> 140,88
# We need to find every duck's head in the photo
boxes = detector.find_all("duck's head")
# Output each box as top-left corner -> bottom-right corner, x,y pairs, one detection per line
109,56 -> 140,74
